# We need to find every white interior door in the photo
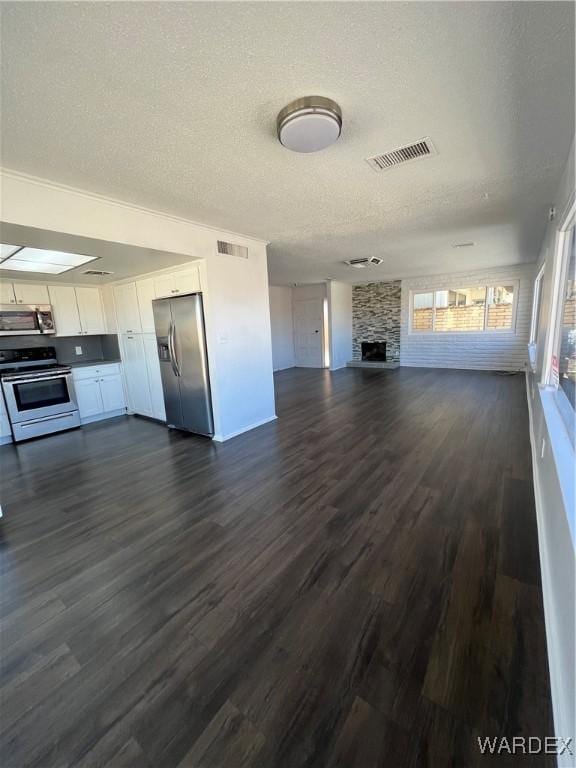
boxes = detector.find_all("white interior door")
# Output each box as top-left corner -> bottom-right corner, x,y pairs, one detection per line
294,298 -> 324,367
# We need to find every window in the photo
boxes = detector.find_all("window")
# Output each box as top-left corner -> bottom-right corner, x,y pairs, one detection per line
557,229 -> 575,409
411,282 -> 517,333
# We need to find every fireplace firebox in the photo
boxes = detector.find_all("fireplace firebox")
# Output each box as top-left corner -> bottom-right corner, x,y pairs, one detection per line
361,341 -> 387,362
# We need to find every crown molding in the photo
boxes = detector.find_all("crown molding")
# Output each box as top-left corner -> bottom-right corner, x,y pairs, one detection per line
0,167 -> 270,246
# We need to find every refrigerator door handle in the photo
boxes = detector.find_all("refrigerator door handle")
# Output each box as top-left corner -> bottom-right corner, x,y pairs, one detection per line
168,321 -> 182,376
168,321 -> 181,377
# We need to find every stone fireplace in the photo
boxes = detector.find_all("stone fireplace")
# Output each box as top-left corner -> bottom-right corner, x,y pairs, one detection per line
352,281 -> 401,362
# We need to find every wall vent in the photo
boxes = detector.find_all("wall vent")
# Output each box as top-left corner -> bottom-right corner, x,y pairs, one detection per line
343,256 -> 383,269
366,138 -> 437,172
217,240 -> 249,259
83,269 -> 114,275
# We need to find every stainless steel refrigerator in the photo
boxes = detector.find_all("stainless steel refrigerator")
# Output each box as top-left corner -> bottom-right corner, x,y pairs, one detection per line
153,293 -> 214,437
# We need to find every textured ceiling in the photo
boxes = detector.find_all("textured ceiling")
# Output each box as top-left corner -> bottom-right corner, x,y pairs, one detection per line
0,2 -> 574,285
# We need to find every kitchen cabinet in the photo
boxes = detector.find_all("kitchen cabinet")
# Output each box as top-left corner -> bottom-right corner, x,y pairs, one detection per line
114,283 -> 142,334
75,378 -> 104,419
75,287 -> 106,334
73,363 -> 126,423
153,267 -> 200,298
48,285 -> 82,336
136,278 -> 157,333
100,285 -> 117,333
48,285 -> 106,336
0,395 -> 12,444
0,282 -> 16,304
100,374 -> 126,412
119,334 -> 152,416
152,274 -> 174,300
13,283 -> 50,305
143,333 -> 166,421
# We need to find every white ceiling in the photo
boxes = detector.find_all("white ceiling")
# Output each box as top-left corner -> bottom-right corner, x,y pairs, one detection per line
1,2 -> 574,285
0,223 -> 195,284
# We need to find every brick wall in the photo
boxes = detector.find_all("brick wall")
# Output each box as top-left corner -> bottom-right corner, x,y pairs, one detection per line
352,281 -> 401,361
413,303 -> 513,332
401,265 -> 535,371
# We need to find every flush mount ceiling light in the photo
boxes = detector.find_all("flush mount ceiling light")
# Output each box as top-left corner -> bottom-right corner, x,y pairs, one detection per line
0,245 -> 98,274
277,96 -> 342,153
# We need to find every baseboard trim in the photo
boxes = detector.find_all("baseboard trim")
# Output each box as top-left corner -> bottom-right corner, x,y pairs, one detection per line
213,414 -> 277,442
273,364 -> 296,372
80,409 -> 127,425
525,370 -> 572,762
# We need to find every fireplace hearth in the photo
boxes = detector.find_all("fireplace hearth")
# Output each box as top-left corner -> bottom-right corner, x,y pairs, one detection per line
361,341 -> 387,362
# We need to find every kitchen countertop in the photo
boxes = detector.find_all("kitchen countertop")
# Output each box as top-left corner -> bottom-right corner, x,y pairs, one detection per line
65,359 -> 122,368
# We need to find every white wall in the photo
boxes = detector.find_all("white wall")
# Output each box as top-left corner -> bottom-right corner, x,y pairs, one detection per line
203,252 -> 276,441
327,281 -> 353,371
269,286 -> 295,371
0,169 -> 276,442
400,264 -> 535,371
526,140 -> 575,764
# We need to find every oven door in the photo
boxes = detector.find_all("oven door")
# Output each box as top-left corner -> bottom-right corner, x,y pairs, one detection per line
2,372 -> 78,424
0,304 -> 56,335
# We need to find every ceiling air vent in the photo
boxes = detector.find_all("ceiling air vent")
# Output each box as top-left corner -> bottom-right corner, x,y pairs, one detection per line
366,138 -> 437,172
83,269 -> 114,275
217,240 -> 249,259
343,256 -> 383,269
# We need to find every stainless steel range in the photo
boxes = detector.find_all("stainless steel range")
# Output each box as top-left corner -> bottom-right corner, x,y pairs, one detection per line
0,347 -> 80,442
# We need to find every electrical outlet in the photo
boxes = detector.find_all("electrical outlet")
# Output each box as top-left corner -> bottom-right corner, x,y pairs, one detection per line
540,438 -> 546,459
75,346 -> 83,356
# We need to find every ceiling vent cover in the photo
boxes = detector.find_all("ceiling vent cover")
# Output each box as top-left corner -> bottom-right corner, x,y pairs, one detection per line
366,138 -> 437,172
343,256 -> 383,269
83,269 -> 114,275
217,240 -> 249,259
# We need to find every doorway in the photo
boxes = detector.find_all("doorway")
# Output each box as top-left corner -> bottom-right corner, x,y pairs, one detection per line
293,297 -> 325,367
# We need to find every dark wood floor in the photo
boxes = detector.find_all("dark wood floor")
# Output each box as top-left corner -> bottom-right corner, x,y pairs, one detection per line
0,367 -> 552,767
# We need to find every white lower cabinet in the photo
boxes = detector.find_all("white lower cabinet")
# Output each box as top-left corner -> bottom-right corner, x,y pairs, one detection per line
100,374 -> 126,412
73,363 -> 126,423
119,334 -> 153,417
143,333 -> 166,421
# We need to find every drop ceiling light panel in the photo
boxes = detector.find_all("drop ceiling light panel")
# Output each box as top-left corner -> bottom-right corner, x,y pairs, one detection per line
0,247 -> 98,274
0,244 -> 23,261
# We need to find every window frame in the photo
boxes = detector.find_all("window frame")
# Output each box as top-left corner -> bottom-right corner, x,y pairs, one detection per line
530,263 -> 545,345
541,192 -> 576,446
409,279 -> 519,336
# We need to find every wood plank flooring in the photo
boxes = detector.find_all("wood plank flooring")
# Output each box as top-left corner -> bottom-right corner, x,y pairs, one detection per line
0,367 -> 553,767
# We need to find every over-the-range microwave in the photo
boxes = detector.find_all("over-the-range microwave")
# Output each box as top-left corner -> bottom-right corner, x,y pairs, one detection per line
0,304 -> 56,335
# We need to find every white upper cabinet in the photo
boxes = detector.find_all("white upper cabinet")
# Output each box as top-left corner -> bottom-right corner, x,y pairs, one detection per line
114,283 -> 142,334
177,268 -> 201,295
154,267 -> 200,298
100,285 -> 118,333
152,274 -> 175,300
48,285 -> 82,336
13,284 -> 50,305
75,287 -> 106,334
48,285 -> 105,336
0,282 -> 16,304
136,278 -> 157,333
